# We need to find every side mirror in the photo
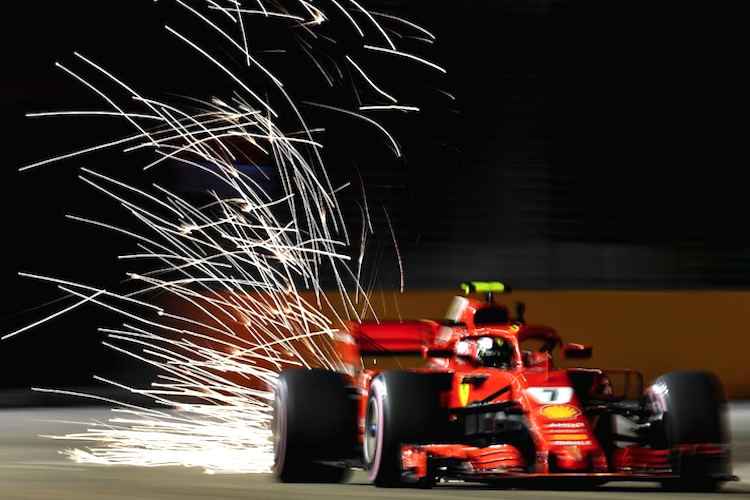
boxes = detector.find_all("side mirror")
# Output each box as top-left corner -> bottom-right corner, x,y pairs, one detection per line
562,343 -> 593,359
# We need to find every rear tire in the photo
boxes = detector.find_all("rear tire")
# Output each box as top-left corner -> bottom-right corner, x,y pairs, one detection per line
644,371 -> 729,492
363,371 -> 443,487
273,369 -> 356,483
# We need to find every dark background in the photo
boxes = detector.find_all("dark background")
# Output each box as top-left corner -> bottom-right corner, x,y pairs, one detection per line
2,0 -> 750,390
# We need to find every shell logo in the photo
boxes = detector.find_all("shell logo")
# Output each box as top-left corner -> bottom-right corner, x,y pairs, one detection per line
540,404 -> 581,420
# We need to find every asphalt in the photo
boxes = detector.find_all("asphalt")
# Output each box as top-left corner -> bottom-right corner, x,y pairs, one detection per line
1,404 -> 749,500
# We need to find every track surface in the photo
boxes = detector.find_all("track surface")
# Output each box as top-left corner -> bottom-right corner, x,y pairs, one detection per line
1,405 -> 749,500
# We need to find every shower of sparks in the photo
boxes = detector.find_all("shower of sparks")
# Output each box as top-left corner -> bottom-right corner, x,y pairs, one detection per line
10,0 -> 443,474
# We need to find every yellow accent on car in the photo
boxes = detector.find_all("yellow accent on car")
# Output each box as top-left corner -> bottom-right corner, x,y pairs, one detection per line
540,404 -> 581,419
460,281 -> 507,295
459,383 -> 471,407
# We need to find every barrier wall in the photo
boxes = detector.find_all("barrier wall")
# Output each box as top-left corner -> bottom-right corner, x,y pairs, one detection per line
311,290 -> 750,398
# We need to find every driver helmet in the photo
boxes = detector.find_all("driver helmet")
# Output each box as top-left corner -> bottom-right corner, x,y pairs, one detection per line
474,336 -> 514,368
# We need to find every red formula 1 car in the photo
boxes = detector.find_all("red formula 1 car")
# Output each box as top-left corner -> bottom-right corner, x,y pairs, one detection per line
272,282 -> 736,490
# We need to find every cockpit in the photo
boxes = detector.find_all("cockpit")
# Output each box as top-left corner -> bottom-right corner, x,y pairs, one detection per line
456,336 -> 515,368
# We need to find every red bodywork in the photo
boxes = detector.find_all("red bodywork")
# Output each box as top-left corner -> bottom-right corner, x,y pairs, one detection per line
338,296 -> 729,482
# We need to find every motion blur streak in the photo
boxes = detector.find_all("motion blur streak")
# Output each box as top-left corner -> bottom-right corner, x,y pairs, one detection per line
8,0 -> 439,473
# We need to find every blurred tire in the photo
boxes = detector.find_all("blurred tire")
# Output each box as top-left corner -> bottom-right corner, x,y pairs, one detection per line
644,371 -> 730,491
363,371 -> 442,487
273,369 -> 356,483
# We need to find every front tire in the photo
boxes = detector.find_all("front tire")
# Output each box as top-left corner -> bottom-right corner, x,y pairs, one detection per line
273,369 -> 356,483
644,371 -> 730,491
364,371 -> 443,487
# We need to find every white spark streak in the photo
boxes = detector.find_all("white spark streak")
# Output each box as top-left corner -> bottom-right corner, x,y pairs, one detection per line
348,0 -> 396,50
235,0 -> 251,67
2,290 -> 107,341
20,133 -> 140,172
54,62 -> 158,146
364,44 -> 447,74
177,1 -> 285,87
206,0 -> 238,22
328,0 -> 364,37
304,101 -> 402,157
370,11 -> 436,40
383,207 -> 404,293
345,55 -> 397,103
26,111 -> 163,120
164,26 -> 279,118
360,104 -> 420,112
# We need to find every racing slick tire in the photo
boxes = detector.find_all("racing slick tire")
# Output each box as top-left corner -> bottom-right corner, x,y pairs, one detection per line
273,369 -> 357,483
644,371 -> 730,492
363,371 -> 443,487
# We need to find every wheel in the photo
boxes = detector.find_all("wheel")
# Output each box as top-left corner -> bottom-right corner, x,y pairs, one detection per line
644,371 -> 730,491
273,369 -> 356,483
363,371 -> 443,487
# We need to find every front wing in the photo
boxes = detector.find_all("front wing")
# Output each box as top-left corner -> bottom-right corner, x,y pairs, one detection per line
400,442 -> 737,483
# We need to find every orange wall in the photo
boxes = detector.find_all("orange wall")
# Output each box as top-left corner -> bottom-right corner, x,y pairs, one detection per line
317,290 -> 750,398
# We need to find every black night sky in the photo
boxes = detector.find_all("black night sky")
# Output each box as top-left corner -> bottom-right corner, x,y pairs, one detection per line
2,0 -> 750,390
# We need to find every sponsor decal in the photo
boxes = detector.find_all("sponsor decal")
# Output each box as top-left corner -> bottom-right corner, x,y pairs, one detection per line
544,422 -> 585,428
459,382 -> 470,407
551,440 -> 592,446
527,387 -> 574,404
540,404 -> 581,420
549,434 -> 589,441
545,428 -> 586,435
